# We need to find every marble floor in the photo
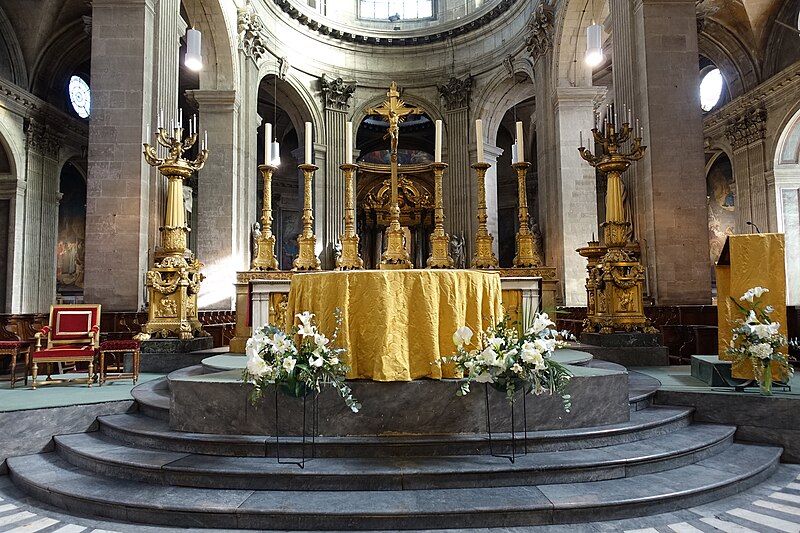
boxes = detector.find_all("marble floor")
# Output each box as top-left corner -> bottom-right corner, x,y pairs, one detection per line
0,464 -> 799,532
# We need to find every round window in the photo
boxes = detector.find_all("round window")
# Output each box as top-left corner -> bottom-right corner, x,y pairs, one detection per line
700,68 -> 723,112
68,75 -> 91,118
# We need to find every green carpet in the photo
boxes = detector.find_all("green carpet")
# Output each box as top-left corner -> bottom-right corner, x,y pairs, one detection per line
631,365 -> 800,397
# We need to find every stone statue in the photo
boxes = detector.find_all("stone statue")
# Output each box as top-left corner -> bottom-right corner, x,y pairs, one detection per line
450,232 -> 466,269
531,223 -> 544,265
251,222 -> 261,261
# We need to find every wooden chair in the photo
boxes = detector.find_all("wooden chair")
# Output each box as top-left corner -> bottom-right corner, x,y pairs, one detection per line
0,341 -> 30,388
31,304 -> 101,389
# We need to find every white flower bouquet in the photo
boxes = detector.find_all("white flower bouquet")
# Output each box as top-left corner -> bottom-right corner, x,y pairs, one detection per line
443,313 -> 572,411
724,287 -> 792,391
243,309 -> 361,412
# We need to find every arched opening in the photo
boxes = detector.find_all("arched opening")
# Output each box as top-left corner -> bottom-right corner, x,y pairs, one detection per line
56,161 -> 87,303
355,110 -> 435,269
774,109 -> 800,306
0,136 -> 12,312
706,152 -> 735,293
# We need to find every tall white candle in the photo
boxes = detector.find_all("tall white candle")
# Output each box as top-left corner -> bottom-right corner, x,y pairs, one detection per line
304,122 -> 312,165
345,121 -> 353,165
475,119 -> 484,163
264,123 -> 272,165
434,119 -> 443,162
179,108 -> 183,130
515,121 -> 524,163
203,130 -> 207,150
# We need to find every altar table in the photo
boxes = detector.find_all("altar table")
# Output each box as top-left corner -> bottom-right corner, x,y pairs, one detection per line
285,270 -> 503,381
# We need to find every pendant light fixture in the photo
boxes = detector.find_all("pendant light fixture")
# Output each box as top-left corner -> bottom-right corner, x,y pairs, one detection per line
185,28 -> 203,71
584,0 -> 603,67
270,77 -> 280,166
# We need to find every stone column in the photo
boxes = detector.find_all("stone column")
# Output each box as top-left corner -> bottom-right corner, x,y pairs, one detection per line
320,74 -> 356,268
21,120 -> 60,312
189,90 -> 239,309
484,144 -> 503,258
312,142 -> 328,262
633,0 -> 711,304
84,0 -> 154,312
724,108 -> 769,234
554,87 -> 604,306
438,76 -> 473,260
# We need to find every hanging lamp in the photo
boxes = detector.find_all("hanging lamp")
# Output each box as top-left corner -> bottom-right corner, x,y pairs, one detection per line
585,22 -> 604,67
185,28 -> 203,71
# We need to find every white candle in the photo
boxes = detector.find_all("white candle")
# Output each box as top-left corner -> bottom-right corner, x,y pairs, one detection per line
515,121 -> 524,163
304,122 -> 312,165
144,123 -> 149,143
475,119 -> 484,163
580,131 -> 583,148
158,109 -> 163,129
345,121 -> 353,165
264,123 -> 272,165
203,130 -> 207,150
179,108 -> 183,130
434,119 -> 442,162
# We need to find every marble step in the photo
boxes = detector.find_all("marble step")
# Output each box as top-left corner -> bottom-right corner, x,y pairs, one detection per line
7,443 -> 782,530
130,376 -> 169,421
53,423 -> 735,490
97,405 -> 694,458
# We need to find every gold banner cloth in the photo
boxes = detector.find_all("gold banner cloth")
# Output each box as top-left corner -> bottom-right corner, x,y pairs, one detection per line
286,270 -> 503,381
716,233 -> 786,380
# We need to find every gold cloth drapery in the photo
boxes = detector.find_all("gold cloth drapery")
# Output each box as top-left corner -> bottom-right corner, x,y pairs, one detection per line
286,270 -> 503,381
716,233 -> 786,380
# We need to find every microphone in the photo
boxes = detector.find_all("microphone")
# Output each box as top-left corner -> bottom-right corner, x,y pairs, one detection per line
746,221 -> 761,233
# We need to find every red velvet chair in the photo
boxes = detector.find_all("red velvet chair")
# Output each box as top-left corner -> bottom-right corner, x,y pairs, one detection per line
0,341 -> 30,388
98,339 -> 140,385
31,304 -> 101,389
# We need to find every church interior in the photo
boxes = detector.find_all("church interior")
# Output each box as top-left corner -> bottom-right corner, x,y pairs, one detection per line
1,0 -> 800,531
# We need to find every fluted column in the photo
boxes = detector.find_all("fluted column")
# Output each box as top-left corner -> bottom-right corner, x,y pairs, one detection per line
724,108 -> 769,234
85,0 -> 154,311
438,76 -> 473,260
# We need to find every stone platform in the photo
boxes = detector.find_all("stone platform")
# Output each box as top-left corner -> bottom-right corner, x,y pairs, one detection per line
138,337 -> 218,373
170,349 -> 626,435
576,332 -> 670,366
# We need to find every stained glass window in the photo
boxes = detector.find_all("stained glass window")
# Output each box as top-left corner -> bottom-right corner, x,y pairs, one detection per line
68,75 -> 90,118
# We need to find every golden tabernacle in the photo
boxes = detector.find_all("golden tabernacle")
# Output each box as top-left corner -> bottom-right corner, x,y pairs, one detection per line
285,270 -> 503,381
716,233 -> 787,380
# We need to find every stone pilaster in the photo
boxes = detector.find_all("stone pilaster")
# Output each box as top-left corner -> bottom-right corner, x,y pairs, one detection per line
438,76 -> 473,260
633,0 -> 711,304
84,0 -> 154,312
554,87 -> 604,306
21,119 -> 60,312
724,107 -> 769,233
484,144 -> 503,259
189,90 -> 239,310
320,74 -> 355,268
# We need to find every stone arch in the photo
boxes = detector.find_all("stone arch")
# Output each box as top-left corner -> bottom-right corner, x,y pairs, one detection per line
184,0 -> 238,91
762,1 -> 800,79
0,4 -> 27,87
772,106 -> 800,305
28,20 -> 90,107
351,89 -> 444,127
0,119 -> 23,179
473,62 -> 535,145
698,20 -> 760,98
553,0 -> 606,87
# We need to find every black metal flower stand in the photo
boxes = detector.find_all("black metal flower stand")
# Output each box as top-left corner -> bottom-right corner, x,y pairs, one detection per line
485,382 -> 528,463
274,385 -> 319,468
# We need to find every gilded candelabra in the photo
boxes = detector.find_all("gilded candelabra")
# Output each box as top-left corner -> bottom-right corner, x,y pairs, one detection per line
578,116 -> 654,333
427,162 -> 454,268
141,125 -> 208,339
512,161 -> 542,267
471,162 -> 499,268
293,163 -> 321,270
251,164 -> 279,270
336,163 -> 364,270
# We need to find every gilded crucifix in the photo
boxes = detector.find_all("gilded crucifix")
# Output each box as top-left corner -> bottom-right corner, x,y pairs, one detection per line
367,82 -> 424,268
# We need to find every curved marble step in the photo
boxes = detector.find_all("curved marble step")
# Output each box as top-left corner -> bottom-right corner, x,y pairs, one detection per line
53,423 -> 735,490
7,444 -> 782,530
97,405 -> 694,458
130,377 -> 169,421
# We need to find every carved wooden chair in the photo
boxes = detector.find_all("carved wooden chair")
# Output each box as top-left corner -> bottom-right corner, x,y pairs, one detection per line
31,304 -> 101,389
98,339 -> 140,385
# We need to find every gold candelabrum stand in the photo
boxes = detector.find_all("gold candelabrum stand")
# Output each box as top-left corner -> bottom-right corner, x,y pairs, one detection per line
512,161 -> 542,267
251,164 -> 279,270
293,163 -> 321,271
336,163 -> 364,270
471,162 -> 499,269
141,127 -> 208,339
427,162 -> 454,268
577,119 -> 654,334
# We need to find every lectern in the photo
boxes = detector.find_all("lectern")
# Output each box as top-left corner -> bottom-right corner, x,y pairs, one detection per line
716,233 -> 787,380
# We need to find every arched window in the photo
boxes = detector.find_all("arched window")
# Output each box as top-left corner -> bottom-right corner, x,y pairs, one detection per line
360,0 -> 433,20
700,68 -> 723,112
68,75 -> 91,119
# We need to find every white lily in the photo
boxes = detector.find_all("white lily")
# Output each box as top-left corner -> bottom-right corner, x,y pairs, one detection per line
453,326 -> 474,347
282,356 -> 296,373
308,355 -> 324,368
246,352 -> 268,377
474,371 -> 495,383
296,311 -> 316,337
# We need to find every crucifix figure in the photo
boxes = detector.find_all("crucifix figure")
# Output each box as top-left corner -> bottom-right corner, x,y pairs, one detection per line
367,81 -> 424,268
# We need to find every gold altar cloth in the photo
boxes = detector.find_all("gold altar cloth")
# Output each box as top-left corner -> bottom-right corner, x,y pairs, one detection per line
286,270 -> 503,381
716,233 -> 786,380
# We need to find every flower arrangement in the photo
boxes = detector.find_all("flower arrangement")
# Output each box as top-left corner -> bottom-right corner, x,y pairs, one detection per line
243,310 -> 361,412
443,312 -> 573,411
724,286 -> 792,393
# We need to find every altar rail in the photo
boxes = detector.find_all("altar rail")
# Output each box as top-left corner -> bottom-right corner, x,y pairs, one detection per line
557,305 -> 800,365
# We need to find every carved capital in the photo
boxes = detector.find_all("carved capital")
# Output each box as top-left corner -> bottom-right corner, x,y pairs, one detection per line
724,107 -> 767,150
437,76 -> 472,111
525,3 -> 554,61
319,73 -> 356,111
237,4 -> 267,62
24,119 -> 59,159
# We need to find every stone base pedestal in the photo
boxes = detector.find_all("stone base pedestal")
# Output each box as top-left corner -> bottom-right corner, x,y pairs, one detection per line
139,337 -> 215,373
575,332 -> 669,367
691,355 -> 734,386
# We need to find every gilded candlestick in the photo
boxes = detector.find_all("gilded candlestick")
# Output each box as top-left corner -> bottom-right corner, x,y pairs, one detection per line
512,161 -> 541,267
471,161 -> 498,269
251,164 -> 279,270
293,163 -> 321,271
427,162 -> 454,268
336,163 -> 363,270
